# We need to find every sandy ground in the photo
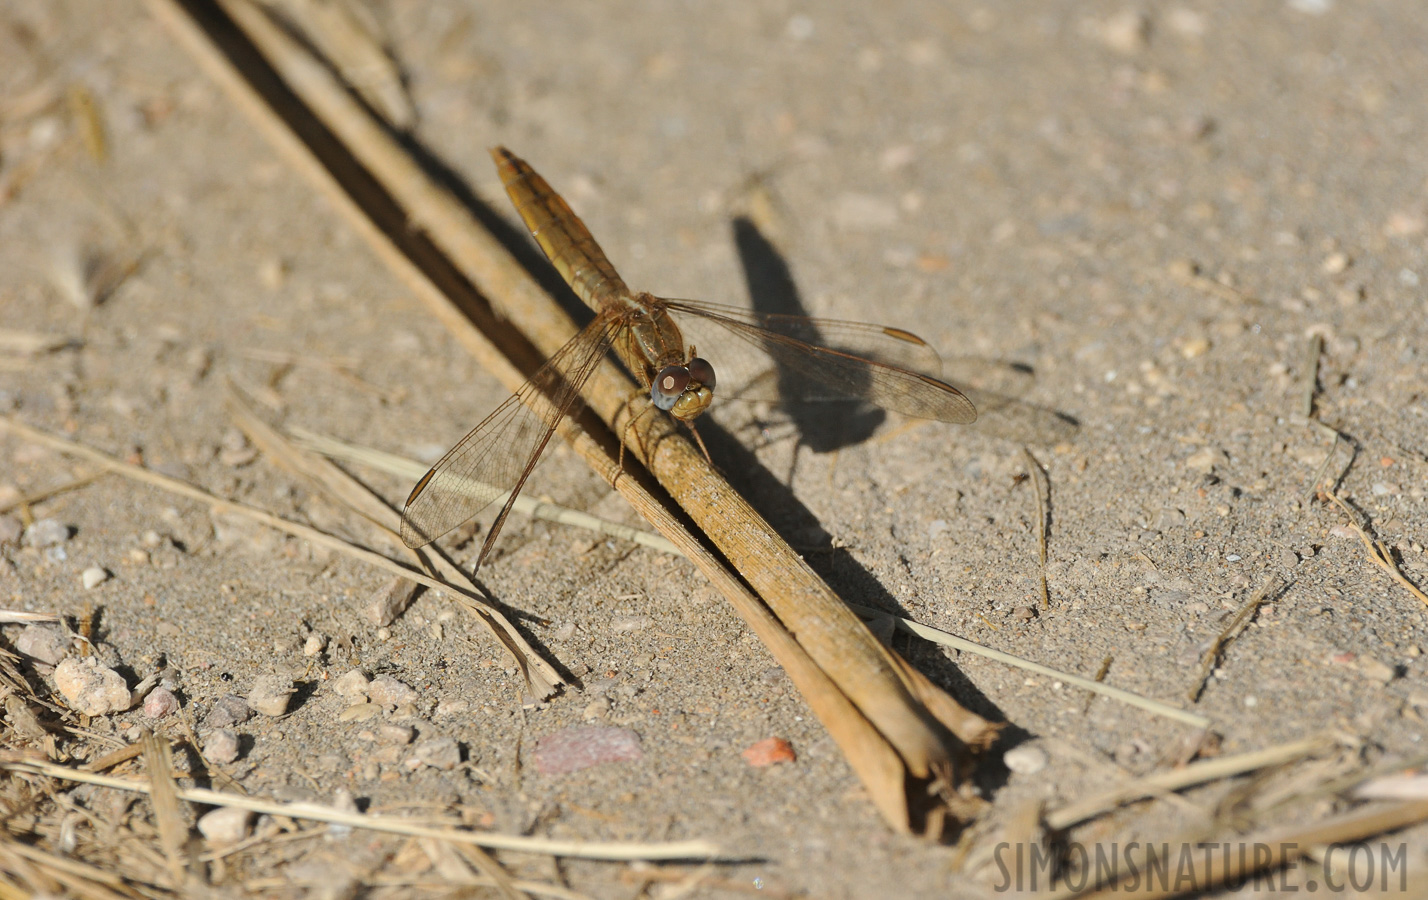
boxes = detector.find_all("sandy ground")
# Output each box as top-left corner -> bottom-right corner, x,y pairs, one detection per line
2,0 -> 1427,896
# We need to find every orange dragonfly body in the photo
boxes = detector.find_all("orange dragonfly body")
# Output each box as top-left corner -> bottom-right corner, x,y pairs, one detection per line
401,147 -> 976,570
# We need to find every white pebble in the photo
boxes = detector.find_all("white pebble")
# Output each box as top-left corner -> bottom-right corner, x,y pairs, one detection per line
197,807 -> 253,846
205,728 -> 241,764
247,675 -> 295,717
24,519 -> 70,548
333,669 -> 371,701
81,567 -> 109,589
54,657 -> 130,716
302,633 -> 327,657
1004,744 -> 1049,774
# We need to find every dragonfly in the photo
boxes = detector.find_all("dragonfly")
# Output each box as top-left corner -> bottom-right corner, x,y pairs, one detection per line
400,147 -> 977,569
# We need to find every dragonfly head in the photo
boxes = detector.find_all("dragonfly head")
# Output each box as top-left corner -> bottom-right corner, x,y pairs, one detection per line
652,357 -> 716,421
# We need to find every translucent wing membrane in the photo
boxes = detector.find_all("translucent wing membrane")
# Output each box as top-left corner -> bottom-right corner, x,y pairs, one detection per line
662,298 -> 978,424
400,314 -> 622,567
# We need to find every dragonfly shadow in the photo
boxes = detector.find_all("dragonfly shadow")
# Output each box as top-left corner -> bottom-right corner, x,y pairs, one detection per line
731,216 -> 885,455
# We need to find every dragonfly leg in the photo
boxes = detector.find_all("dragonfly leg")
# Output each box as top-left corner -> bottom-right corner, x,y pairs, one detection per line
683,419 -> 714,464
615,393 -> 656,477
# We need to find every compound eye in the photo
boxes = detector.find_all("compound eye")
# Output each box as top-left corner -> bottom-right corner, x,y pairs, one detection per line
651,365 -> 690,411
686,357 -> 716,390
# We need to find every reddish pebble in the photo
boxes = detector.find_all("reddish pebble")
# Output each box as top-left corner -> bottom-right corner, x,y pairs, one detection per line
143,687 -> 181,719
1380,456 -> 1395,467
532,726 -> 642,775
742,737 -> 796,767
1331,652 -> 1357,665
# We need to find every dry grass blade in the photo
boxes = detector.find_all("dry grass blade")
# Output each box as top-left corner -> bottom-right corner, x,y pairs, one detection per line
154,0 -> 999,833
0,471 -> 106,517
0,757 -> 720,861
225,381 -> 564,697
139,731 -> 188,888
0,840 -> 142,900
1044,733 -> 1344,831
1023,448 -> 1051,609
851,603 -> 1210,729
1187,574 -> 1282,703
1324,490 -> 1428,609
1299,332 -> 1323,419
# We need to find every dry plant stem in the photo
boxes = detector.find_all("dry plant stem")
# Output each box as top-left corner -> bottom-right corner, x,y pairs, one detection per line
168,0 -> 994,828
1044,733 -> 1342,832
1325,490 -> 1428,608
1054,799 -> 1428,900
1023,447 -> 1051,609
1299,333 -> 1323,419
0,471 -> 105,516
139,732 -> 188,888
1,757 -> 719,861
1187,574 -> 1282,703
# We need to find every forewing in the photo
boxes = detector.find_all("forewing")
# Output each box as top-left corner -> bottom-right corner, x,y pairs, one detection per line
663,298 -> 977,424
400,316 -> 620,567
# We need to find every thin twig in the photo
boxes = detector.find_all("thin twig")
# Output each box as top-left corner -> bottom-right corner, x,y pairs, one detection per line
1023,448 -> 1051,609
1187,575 -> 1282,703
1325,491 -> 1428,608
1298,333 -> 1323,419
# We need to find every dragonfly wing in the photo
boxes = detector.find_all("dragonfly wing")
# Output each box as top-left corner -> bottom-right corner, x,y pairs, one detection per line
663,298 -> 977,424
401,316 -> 620,570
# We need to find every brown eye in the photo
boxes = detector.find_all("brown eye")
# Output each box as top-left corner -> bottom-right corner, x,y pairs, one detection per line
651,365 -> 690,411
686,357 -> 716,389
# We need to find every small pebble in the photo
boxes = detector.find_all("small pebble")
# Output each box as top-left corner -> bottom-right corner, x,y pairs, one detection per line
742,737 -> 796,768
610,615 -> 653,633
339,702 -> 381,722
1322,251 -> 1351,274
365,577 -> 419,627
302,633 -> 327,657
81,567 -> 109,590
197,807 -> 253,846
1099,9 -> 1150,54
581,697 -> 609,720
205,728 -> 241,764
552,622 -> 577,641
1184,446 -> 1227,473
1013,606 -> 1037,622
23,519 -> 71,548
143,686 -> 180,719
406,735 -> 461,771
204,693 -> 252,729
15,624 -> 70,665
378,723 -> 414,745
247,675 -> 295,717
367,675 -> 417,711
333,669 -> 371,701
1004,744 -> 1049,774
533,725 -> 643,775
0,514 -> 22,544
1359,657 -> 1397,684
54,657 -> 130,716
1179,337 -> 1211,359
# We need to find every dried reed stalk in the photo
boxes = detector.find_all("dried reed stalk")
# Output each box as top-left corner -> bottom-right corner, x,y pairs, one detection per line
146,0 -> 998,832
